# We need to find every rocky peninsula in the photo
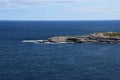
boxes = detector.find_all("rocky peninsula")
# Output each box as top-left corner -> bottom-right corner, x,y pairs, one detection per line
22,32 -> 120,44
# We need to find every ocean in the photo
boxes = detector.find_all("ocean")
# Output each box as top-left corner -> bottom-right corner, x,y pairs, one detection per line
0,21 -> 120,80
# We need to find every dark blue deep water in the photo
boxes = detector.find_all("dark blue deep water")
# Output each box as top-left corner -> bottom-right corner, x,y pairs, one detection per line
1,21 -> 120,80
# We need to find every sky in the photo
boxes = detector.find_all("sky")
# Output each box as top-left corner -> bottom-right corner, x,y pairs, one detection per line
0,0 -> 120,20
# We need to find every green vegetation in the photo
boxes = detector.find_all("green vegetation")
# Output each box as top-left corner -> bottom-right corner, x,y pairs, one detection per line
104,32 -> 120,37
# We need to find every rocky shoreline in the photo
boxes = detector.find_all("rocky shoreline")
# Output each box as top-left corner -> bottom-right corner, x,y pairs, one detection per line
22,32 -> 120,44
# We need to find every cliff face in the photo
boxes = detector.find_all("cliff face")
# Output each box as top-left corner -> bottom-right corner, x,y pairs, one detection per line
47,32 -> 120,43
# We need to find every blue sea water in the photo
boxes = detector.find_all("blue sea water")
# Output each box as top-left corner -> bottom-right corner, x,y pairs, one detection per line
0,21 -> 120,80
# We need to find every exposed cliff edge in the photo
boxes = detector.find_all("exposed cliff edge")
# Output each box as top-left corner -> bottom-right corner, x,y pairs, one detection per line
22,32 -> 120,44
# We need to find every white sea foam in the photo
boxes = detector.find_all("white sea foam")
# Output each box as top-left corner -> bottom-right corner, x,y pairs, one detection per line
22,40 -> 38,43
22,40 -> 54,44
22,40 -> 69,44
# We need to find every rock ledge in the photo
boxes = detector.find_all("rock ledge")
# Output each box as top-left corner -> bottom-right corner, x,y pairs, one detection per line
22,32 -> 120,44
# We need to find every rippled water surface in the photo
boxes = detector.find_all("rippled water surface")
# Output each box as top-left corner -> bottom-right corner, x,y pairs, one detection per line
0,21 -> 120,80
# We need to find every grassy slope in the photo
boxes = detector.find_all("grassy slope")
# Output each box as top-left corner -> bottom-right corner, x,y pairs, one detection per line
104,32 -> 120,37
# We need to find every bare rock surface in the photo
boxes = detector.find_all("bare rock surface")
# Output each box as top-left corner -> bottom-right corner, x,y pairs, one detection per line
22,32 -> 120,43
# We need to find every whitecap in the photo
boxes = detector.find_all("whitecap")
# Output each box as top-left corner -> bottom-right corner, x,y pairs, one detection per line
22,40 -> 37,43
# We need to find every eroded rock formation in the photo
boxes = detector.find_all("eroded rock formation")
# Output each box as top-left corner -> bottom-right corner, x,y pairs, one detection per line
22,32 -> 120,44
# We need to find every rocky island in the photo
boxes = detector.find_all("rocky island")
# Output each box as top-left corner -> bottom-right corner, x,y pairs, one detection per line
22,32 -> 120,44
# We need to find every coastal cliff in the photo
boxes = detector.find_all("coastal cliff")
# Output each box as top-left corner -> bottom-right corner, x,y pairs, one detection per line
22,32 -> 120,43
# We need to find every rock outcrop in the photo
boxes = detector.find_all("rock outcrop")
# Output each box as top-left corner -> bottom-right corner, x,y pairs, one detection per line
22,32 -> 120,44
47,32 -> 120,43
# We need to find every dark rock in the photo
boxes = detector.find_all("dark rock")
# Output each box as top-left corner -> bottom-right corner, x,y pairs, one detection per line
66,38 -> 79,43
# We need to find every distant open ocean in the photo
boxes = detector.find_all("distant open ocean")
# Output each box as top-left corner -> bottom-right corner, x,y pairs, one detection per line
1,20 -> 120,80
